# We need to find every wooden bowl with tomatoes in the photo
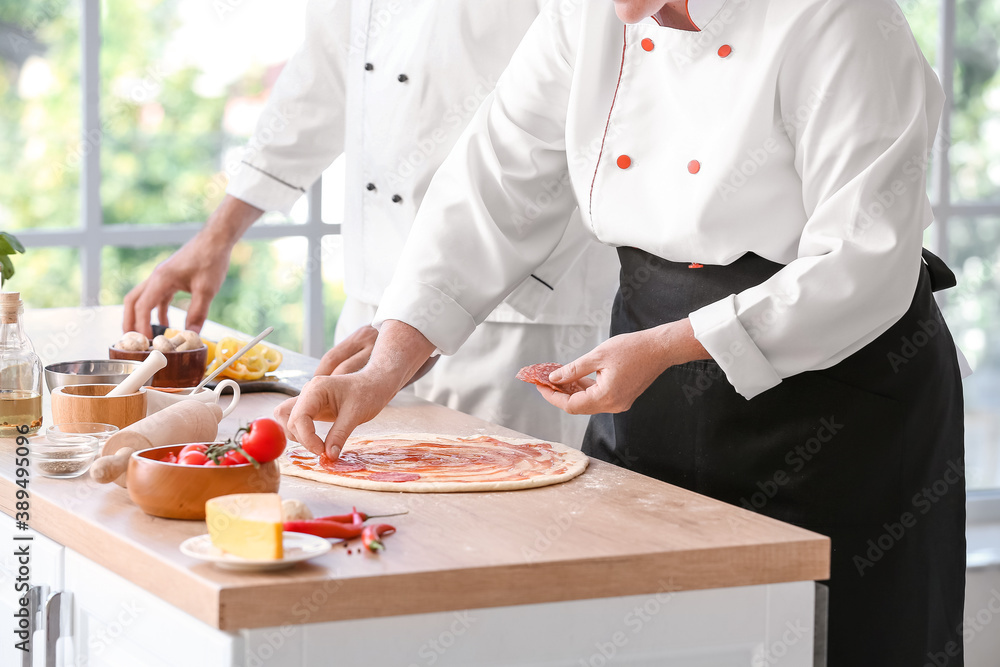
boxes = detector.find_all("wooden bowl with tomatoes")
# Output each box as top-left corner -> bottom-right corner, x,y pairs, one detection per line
126,418 -> 287,520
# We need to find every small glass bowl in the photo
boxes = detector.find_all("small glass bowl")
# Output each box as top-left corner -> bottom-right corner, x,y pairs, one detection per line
47,422 -> 119,445
29,432 -> 101,479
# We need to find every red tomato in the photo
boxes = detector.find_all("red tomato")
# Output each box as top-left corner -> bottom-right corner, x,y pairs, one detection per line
161,452 -> 178,464
239,418 -> 286,463
178,451 -> 209,466
221,450 -> 248,466
203,459 -> 221,467
179,443 -> 208,457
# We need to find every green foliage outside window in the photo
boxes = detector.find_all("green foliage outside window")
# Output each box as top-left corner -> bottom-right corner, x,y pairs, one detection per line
0,0 -> 340,350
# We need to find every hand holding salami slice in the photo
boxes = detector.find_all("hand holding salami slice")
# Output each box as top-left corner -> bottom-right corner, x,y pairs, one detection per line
537,323 -> 709,415
516,362 -> 586,394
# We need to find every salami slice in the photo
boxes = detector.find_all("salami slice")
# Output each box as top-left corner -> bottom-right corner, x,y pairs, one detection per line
516,362 -> 585,394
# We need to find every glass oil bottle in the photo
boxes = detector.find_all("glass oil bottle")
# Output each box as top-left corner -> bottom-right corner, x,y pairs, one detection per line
0,292 -> 43,437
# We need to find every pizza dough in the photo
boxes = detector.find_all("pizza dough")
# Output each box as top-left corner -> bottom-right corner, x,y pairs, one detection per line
279,433 -> 589,493
516,362 -> 585,394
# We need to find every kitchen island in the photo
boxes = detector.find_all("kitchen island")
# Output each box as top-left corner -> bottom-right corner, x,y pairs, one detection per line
1,307 -> 829,666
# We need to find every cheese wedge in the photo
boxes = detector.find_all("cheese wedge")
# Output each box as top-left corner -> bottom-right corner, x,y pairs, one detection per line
206,493 -> 284,560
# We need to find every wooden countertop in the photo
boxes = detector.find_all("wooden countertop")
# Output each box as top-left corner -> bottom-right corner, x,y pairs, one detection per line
0,306 -> 829,630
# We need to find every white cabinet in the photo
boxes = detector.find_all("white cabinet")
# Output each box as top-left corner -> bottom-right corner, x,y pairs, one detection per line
239,582 -> 815,667
0,511 -> 68,667
63,548 -> 241,667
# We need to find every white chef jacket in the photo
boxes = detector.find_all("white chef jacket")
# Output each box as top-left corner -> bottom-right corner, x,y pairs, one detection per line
375,0 -> 947,399
226,0 -> 618,327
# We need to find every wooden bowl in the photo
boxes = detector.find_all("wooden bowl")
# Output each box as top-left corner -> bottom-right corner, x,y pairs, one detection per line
126,445 -> 281,520
109,345 -> 208,388
50,384 -> 147,430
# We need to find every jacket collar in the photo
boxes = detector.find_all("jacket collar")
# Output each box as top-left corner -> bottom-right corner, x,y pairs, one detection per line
688,0 -> 729,30
654,0 -> 729,32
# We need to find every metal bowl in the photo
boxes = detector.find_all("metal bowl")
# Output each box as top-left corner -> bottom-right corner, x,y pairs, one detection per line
44,360 -> 148,392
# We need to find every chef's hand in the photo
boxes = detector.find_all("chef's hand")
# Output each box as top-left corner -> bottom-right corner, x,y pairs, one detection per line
122,195 -> 263,337
274,320 -> 436,459
539,319 -> 710,415
314,325 -> 378,376
314,324 -> 440,384
273,372 -> 397,459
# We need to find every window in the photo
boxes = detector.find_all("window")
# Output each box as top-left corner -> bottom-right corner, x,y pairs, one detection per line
2,1 -> 999,490
921,0 -> 1000,492
1,0 -> 334,355
0,1 -> 82,305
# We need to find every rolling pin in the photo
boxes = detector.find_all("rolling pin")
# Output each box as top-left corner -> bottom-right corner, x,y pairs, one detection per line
91,447 -> 135,486
91,400 -> 224,487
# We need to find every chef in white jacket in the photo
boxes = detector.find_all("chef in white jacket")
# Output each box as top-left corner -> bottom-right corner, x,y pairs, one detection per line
122,0 -> 619,447
275,0 -> 967,665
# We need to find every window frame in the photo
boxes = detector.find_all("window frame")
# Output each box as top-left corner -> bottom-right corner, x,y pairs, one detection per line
10,0 -> 1000,503
929,0 -> 1000,508
16,0 -> 336,359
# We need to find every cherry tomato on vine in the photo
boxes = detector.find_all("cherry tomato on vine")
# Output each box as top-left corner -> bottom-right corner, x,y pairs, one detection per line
178,451 -> 209,466
179,443 -> 207,457
221,450 -> 248,466
238,418 -> 286,463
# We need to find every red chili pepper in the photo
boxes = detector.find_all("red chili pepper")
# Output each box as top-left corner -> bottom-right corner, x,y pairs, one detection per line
351,506 -> 364,528
315,510 -> 408,524
283,520 -> 364,539
315,512 -> 363,524
362,524 -> 396,552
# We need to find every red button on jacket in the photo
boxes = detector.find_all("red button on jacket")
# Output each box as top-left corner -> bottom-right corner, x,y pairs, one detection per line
617,155 -> 632,169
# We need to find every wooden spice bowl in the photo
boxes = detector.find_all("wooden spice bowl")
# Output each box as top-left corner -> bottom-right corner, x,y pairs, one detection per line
126,445 -> 280,520
109,345 -> 208,388
50,384 -> 147,430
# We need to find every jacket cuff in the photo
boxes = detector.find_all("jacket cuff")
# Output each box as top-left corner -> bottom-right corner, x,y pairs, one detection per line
373,281 -> 478,356
689,295 -> 782,399
226,162 -> 306,215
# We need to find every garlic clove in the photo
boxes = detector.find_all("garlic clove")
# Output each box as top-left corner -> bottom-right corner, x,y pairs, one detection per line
281,499 -> 313,522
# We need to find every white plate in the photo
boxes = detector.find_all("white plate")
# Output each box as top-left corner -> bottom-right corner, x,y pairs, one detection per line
180,533 -> 336,571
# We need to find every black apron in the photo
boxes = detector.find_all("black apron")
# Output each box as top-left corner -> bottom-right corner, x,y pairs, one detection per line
583,247 -> 966,667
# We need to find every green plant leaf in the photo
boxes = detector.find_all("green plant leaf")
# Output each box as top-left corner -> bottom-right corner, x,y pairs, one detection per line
0,232 -> 25,255
0,254 -> 14,287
